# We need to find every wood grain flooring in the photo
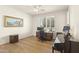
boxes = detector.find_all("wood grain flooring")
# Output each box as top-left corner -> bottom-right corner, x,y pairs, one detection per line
0,36 -> 52,53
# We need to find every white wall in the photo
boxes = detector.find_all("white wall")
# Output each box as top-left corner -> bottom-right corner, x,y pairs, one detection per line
0,6 -> 32,45
67,8 -> 70,24
69,6 -> 79,41
32,10 -> 67,36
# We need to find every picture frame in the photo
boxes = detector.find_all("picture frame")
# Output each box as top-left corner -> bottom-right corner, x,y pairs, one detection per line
4,16 -> 23,27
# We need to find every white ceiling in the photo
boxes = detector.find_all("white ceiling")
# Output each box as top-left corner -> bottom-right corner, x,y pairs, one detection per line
10,5 -> 68,15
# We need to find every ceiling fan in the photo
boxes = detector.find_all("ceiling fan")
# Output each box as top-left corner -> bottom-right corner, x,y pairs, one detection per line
33,5 -> 45,13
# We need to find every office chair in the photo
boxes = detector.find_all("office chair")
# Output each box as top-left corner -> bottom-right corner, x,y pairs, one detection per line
52,25 -> 70,53
52,32 -> 64,53
39,30 -> 45,41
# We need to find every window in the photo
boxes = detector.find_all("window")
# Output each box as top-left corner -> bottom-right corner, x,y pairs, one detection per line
42,16 -> 55,28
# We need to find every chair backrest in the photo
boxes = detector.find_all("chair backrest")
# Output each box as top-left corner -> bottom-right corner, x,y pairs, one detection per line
39,30 -> 45,37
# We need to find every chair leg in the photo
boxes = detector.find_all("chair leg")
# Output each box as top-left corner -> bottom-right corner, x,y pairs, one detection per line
52,47 -> 54,53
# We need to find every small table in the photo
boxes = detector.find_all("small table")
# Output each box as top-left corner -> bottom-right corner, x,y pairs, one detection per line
9,35 -> 19,43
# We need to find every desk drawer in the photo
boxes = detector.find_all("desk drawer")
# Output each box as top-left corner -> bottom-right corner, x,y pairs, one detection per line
45,33 -> 53,41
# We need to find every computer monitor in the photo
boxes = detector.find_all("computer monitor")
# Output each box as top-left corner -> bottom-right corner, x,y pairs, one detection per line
37,27 -> 44,31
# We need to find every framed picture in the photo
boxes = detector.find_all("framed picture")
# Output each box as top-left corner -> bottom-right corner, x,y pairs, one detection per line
4,16 -> 23,27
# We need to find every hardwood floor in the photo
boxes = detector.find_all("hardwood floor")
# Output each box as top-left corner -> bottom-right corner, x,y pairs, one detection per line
0,36 -> 52,53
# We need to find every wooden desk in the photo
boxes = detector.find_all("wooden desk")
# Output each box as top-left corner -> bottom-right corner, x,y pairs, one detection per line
36,31 -> 53,41
64,40 -> 79,53
58,34 -> 79,53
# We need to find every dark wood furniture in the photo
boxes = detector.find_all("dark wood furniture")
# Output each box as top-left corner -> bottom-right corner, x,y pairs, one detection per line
69,41 -> 79,53
9,35 -> 19,43
45,32 -> 53,41
36,31 -> 53,41
65,40 -> 79,53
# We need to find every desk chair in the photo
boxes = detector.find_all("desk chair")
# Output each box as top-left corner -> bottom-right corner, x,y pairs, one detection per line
52,25 -> 70,53
52,32 -> 64,53
39,30 -> 45,41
